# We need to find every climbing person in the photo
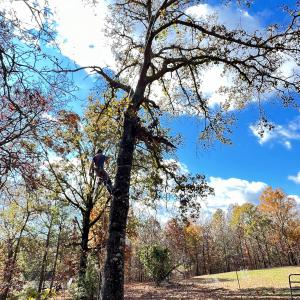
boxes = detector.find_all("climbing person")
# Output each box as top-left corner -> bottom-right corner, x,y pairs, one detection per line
90,149 -> 113,195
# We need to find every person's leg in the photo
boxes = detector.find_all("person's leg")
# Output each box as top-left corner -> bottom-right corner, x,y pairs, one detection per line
94,168 -> 102,196
102,170 -> 113,195
95,168 -> 102,178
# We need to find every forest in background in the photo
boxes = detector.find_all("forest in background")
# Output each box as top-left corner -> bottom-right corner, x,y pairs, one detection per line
1,173 -> 300,298
0,98 -> 299,296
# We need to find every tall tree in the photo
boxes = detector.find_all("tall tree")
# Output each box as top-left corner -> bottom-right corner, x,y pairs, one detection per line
259,187 -> 298,265
82,1 -> 300,298
210,209 -> 232,272
41,102 -> 117,289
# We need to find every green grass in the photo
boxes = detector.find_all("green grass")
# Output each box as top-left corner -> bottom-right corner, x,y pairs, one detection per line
190,266 -> 300,298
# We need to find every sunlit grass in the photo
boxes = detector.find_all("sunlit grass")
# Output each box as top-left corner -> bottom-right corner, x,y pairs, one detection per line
192,266 -> 300,297
126,267 -> 300,299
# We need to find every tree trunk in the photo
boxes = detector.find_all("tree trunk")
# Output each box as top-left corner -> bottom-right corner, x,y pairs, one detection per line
101,110 -> 137,300
279,236 -> 288,265
249,240 -> 258,269
262,232 -> 272,267
206,236 -> 212,274
222,238 -> 230,272
282,231 -> 297,266
195,253 -> 200,276
37,215 -> 54,299
244,240 -> 253,269
223,246 -> 230,272
0,243 -> 14,300
202,241 -> 207,274
275,244 -> 283,266
79,206 -> 92,287
49,222 -> 63,293
0,213 -> 30,300
238,235 -> 246,269
255,236 -> 267,268
101,30 -> 151,297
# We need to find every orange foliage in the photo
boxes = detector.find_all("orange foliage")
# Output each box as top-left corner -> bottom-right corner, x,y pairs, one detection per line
259,186 -> 296,216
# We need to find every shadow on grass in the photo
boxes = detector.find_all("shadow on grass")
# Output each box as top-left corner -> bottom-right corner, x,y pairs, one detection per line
125,282 -> 300,299
189,277 -> 236,284
216,287 -> 293,299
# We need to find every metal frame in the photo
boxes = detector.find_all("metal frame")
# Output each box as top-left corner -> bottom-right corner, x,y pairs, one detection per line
289,274 -> 300,299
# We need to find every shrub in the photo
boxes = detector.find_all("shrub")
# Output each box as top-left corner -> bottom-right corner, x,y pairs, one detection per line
69,257 -> 100,299
16,286 -> 55,300
139,244 -> 173,286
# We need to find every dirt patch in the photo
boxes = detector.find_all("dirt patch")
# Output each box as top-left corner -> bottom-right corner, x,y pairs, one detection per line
125,282 -> 298,299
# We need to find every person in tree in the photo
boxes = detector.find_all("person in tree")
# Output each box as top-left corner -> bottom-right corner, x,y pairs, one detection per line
90,149 -> 113,195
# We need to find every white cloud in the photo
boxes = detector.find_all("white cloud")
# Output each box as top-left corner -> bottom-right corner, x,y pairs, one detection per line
0,0 -> 114,68
132,165 -> 297,221
276,55 -> 300,80
204,177 -> 267,211
47,0 -> 114,68
0,0 -> 41,31
288,172 -> 300,184
186,3 -> 261,33
284,141 -> 292,150
250,124 -> 273,145
250,117 -> 300,149
41,112 -> 57,122
185,4 -> 261,109
161,159 -> 189,175
186,4 -> 215,19
289,194 -> 300,205
201,65 -> 234,108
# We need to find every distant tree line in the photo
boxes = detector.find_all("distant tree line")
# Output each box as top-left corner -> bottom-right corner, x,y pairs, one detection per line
125,187 -> 300,282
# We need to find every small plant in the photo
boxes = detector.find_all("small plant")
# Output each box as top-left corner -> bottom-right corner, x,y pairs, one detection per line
16,286 -> 55,300
40,288 -> 53,300
69,256 -> 101,299
17,286 -> 38,299
139,244 -> 173,286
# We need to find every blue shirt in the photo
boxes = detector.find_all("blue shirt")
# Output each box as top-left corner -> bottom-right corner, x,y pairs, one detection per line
93,153 -> 107,169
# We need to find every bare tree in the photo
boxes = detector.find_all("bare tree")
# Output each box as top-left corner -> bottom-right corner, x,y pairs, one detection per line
0,2 -> 70,189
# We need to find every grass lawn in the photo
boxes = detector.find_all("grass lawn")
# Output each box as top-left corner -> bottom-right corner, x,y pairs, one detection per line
125,266 -> 300,299
192,266 -> 300,290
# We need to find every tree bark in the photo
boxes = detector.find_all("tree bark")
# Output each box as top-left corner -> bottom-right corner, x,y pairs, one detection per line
101,22 -> 151,297
37,215 -> 54,299
0,212 -> 30,300
275,244 -> 283,266
249,240 -> 258,269
101,110 -> 138,300
195,253 -> 200,276
262,232 -> 272,267
222,238 -> 230,272
255,235 -> 267,268
244,240 -> 253,269
79,206 -> 92,285
238,235 -> 246,269
202,240 -> 207,274
0,242 -> 14,300
206,241 -> 212,274
49,222 -> 63,293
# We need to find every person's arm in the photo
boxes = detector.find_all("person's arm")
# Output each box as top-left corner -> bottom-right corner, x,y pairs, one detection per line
104,155 -> 110,167
89,158 -> 94,176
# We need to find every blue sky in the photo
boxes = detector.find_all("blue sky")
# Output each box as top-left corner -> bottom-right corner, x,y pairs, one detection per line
3,0 -> 299,211
172,102 -> 300,192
